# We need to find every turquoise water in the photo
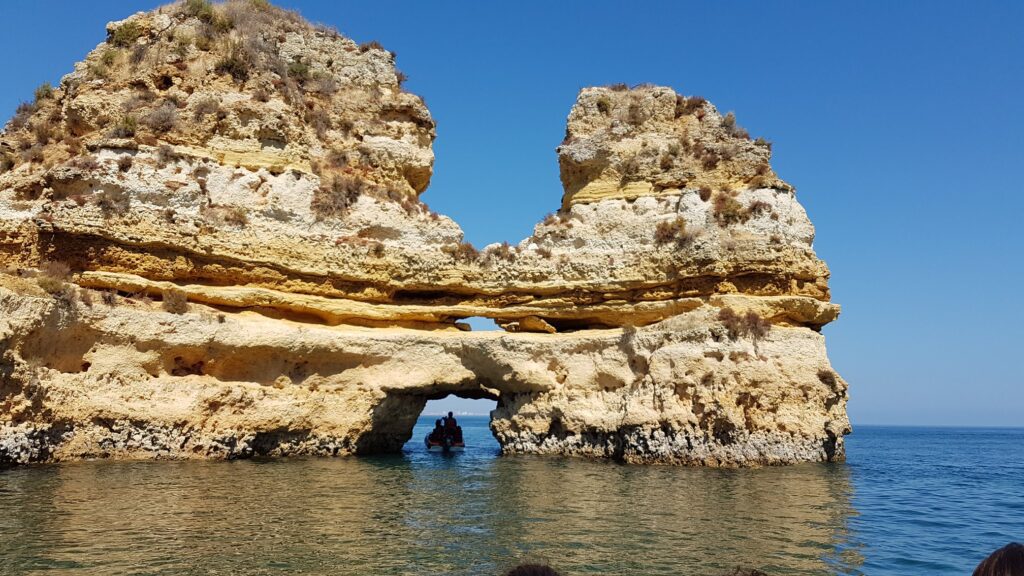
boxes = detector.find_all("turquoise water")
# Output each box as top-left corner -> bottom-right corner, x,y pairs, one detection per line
0,418 -> 1021,575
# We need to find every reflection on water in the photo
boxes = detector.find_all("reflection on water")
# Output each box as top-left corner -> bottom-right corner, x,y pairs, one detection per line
0,417 -> 866,575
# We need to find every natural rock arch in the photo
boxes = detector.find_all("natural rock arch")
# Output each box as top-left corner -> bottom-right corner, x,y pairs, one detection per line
0,0 -> 848,467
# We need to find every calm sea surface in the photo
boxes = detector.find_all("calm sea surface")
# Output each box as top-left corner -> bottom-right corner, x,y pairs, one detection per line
0,419 -> 1021,575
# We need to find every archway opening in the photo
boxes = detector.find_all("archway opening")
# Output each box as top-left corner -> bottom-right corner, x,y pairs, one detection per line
402,393 -> 499,455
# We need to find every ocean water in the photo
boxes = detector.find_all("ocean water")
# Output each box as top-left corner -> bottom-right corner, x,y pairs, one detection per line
0,418 -> 1021,575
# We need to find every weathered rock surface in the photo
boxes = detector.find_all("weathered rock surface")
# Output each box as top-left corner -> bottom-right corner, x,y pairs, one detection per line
0,0 -> 849,466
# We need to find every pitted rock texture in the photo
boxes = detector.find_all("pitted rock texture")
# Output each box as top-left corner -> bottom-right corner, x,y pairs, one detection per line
0,0 -> 849,466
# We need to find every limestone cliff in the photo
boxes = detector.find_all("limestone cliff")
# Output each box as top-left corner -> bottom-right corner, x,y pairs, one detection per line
0,0 -> 849,466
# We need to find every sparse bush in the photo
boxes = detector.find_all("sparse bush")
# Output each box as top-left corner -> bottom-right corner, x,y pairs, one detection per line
131,44 -> 148,65
20,145 -> 44,163
118,156 -> 133,172
754,136 -> 772,150
654,217 -> 694,246
718,307 -> 771,353
747,199 -> 772,215
161,287 -> 188,314
443,241 -> 479,262
223,205 -> 249,226
9,102 -> 36,130
183,0 -> 216,23
311,174 -> 365,219
110,21 -> 144,48
40,260 -> 71,280
309,73 -> 338,95
35,260 -> 71,294
156,144 -> 179,167
698,187 -> 713,202
712,191 -> 750,226
79,289 -> 94,307
721,112 -> 750,139
817,369 -> 838,388
101,290 -> 118,306
359,40 -> 385,53
674,94 -> 706,118
607,83 -> 628,92
34,83 -> 53,102
306,108 -> 331,138
110,116 -> 137,139
326,149 -> 349,168
486,241 -> 517,263
94,187 -> 131,216
71,155 -> 100,171
193,96 -> 224,119
287,58 -> 310,82
216,43 -> 252,82
32,121 -> 53,145
0,155 -> 14,174
627,102 -> 646,125
395,71 -> 407,86
253,86 -> 271,102
144,102 -> 178,133
536,246 -> 553,259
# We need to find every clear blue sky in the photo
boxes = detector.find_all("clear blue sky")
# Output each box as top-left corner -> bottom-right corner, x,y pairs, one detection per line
2,2 -> 1021,426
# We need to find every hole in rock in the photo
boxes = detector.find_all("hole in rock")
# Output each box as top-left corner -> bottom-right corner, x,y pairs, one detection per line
355,389 -> 501,457
461,317 -> 501,331
402,396 -> 499,456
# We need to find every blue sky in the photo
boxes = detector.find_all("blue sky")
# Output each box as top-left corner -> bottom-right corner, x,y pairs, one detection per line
2,1 -> 1021,426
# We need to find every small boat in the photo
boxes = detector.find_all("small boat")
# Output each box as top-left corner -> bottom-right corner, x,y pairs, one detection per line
424,434 -> 465,452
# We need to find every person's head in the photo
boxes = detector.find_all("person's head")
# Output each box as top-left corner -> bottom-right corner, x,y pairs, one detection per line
505,563 -> 561,576
435,419 -> 442,427
973,543 -> 1024,576
448,411 -> 454,418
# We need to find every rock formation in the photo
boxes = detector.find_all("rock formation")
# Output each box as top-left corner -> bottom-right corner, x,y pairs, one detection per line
0,0 -> 849,466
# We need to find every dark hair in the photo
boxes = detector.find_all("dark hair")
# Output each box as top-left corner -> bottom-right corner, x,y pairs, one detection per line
505,564 -> 561,576
435,419 -> 442,426
973,543 -> 1024,576
448,411 -> 454,417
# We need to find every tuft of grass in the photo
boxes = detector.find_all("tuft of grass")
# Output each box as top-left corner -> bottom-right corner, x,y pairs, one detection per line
109,21 -> 144,48
34,83 -> 53,102
607,83 -> 629,92
109,116 -> 137,139
118,156 -> 134,172
101,290 -> 118,306
161,287 -> 188,314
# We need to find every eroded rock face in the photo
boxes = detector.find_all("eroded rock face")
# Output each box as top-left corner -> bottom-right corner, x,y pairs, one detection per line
0,0 -> 849,466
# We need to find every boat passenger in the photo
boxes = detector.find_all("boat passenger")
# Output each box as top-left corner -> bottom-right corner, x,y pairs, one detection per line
429,419 -> 445,442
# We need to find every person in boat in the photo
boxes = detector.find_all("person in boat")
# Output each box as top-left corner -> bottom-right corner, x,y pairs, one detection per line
444,412 -> 458,431
453,425 -> 464,443
429,419 -> 445,443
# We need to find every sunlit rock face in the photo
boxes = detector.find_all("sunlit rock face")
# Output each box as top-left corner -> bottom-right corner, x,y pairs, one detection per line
0,0 -> 849,466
